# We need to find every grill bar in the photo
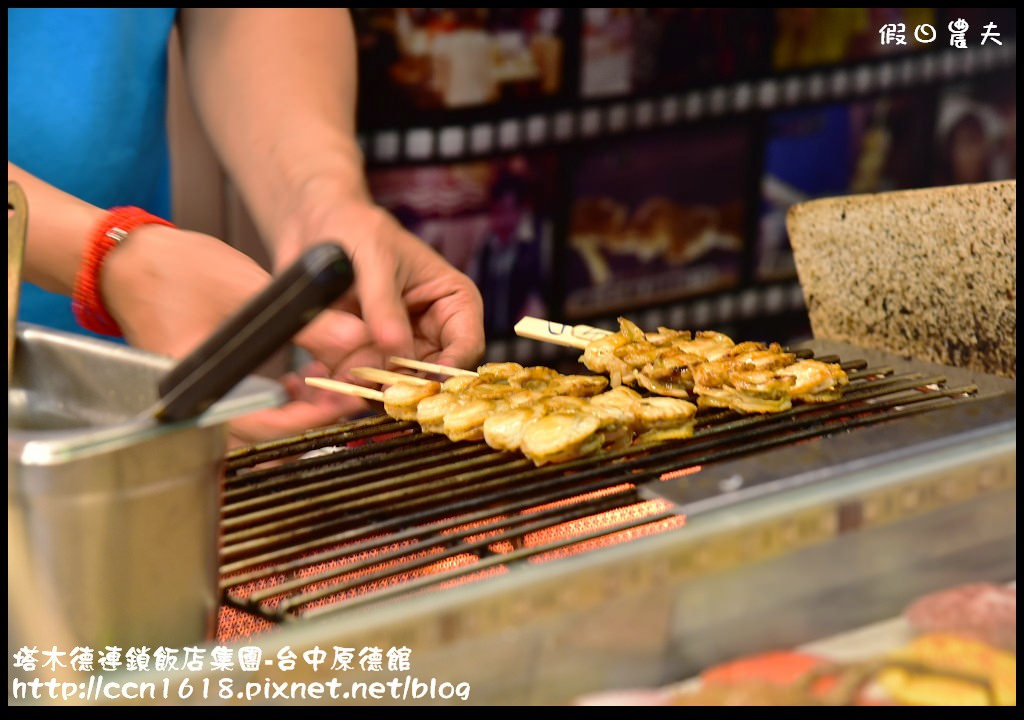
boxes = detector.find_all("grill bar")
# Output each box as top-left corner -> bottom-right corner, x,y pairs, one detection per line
222,370 -> 955,535
229,507 -> 680,621
224,485 -> 641,583
220,374 -> 967,554
220,389 -> 971,560
219,351 -> 983,625
287,510 -> 682,618
223,431 -> 454,499
243,489 -> 647,606
222,442 -> 495,520
225,414 -> 403,470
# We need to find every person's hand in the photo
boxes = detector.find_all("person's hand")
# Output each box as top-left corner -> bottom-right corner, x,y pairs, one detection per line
252,194 -> 487,445
274,191 -> 487,375
101,224 -> 371,443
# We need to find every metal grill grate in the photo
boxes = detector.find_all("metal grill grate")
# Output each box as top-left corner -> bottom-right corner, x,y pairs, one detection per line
221,352 -> 978,624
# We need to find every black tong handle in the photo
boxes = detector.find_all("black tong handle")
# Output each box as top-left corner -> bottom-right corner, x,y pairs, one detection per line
155,242 -> 354,422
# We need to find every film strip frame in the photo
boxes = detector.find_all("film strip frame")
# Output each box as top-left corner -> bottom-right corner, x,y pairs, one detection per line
358,42 -> 1016,167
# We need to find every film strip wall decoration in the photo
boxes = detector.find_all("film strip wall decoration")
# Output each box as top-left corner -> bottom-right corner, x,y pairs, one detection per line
352,10 -> 1015,349
358,42 -> 1016,166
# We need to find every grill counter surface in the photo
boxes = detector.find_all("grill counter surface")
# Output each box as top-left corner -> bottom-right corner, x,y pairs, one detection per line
219,341 -> 1003,631
45,339 -> 1015,706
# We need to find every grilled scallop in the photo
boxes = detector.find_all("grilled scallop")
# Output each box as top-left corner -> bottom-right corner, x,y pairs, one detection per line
637,396 -> 697,427
507,389 -> 546,408
443,398 -> 500,442
464,382 -> 517,401
671,330 -> 736,362
539,395 -> 590,414
441,375 -> 481,394
545,374 -> 609,397
367,314 -> 855,465
585,318 -> 672,388
634,396 -> 698,443
509,366 -> 562,392
723,343 -> 795,370
520,412 -> 604,466
614,341 -> 663,381
779,360 -> 849,402
589,385 -> 643,413
691,358 -> 731,388
580,332 -> 631,382
696,369 -> 794,414
587,403 -> 634,450
477,362 -> 524,382
634,361 -> 697,399
381,380 -> 442,421
645,326 -> 691,346
416,392 -> 464,434
617,316 -> 647,342
483,406 -> 542,451
692,346 -> 795,387
584,378 -> 648,450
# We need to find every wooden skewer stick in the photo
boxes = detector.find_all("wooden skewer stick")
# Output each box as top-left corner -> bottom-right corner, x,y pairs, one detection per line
304,377 -> 383,402
387,356 -> 477,377
349,367 -> 437,387
513,316 -> 612,350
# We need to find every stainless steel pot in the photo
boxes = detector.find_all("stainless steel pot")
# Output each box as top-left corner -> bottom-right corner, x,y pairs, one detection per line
8,240 -> 356,653
8,323 -> 283,651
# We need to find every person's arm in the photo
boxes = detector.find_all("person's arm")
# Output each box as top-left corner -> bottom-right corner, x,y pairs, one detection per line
178,8 -> 484,370
10,162 -> 105,297
9,161 -> 367,440
10,161 -> 274,360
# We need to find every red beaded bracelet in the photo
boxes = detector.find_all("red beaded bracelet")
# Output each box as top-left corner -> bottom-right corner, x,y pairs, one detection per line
72,206 -> 175,336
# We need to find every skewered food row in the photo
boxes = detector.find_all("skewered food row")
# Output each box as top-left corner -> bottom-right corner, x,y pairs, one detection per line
308,316 -> 851,464
578,317 -> 849,413
377,362 -> 697,466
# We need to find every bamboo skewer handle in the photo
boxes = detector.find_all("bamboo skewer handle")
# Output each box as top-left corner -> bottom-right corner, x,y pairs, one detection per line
304,377 -> 384,402
350,367 -> 437,386
513,316 -> 612,349
387,356 -> 477,377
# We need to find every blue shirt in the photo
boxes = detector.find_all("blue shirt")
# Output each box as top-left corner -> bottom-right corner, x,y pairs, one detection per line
8,7 -> 178,338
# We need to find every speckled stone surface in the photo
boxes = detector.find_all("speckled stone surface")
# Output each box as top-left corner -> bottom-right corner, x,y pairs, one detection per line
787,180 -> 1016,379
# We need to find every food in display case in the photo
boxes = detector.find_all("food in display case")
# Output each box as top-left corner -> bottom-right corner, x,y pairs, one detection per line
565,125 -> 748,319
575,592 -> 1017,707
879,635 -> 1015,706
903,583 -> 1016,653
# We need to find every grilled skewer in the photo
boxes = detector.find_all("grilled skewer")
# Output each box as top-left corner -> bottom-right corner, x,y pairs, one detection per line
306,360 -> 696,465
514,316 -> 850,414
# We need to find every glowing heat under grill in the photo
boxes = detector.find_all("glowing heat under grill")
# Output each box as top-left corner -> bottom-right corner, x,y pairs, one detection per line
217,350 -> 983,643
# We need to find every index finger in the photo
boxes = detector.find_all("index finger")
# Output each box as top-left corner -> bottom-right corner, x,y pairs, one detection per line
426,290 -> 486,369
350,241 -> 416,361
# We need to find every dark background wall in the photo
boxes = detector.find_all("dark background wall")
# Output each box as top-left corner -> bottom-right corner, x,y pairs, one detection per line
351,8 -> 1016,365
